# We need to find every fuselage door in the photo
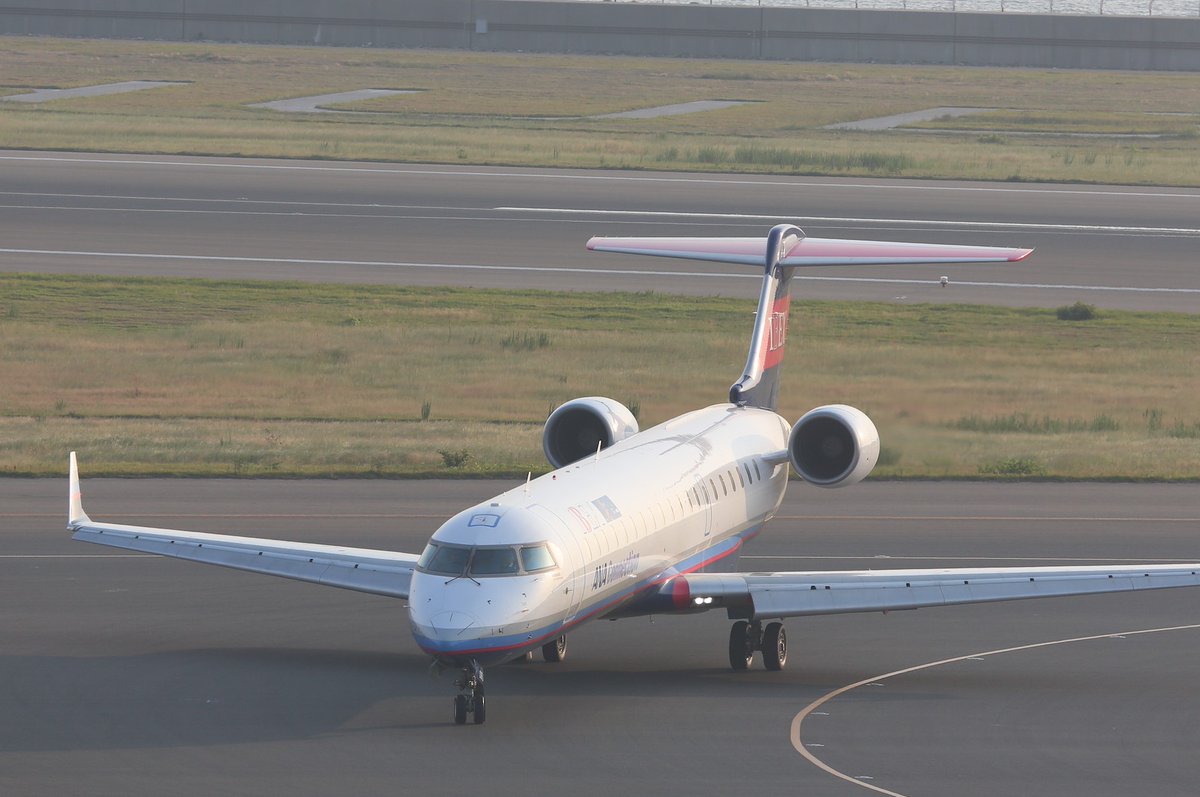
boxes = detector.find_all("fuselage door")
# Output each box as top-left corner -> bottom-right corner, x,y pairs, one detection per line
696,474 -> 713,538
528,504 -> 585,622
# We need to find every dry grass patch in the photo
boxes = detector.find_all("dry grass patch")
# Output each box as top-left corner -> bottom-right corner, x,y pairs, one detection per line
2,274 -> 1198,479
2,38 -> 1200,184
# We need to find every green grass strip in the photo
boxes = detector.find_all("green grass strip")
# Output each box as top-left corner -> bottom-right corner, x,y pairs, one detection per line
2,273 -> 1198,479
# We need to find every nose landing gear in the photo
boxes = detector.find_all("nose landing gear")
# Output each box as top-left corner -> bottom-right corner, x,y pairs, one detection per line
452,659 -> 486,725
728,620 -> 787,671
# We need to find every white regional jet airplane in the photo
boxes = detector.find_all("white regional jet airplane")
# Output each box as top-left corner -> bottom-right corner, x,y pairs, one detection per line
69,224 -> 1200,725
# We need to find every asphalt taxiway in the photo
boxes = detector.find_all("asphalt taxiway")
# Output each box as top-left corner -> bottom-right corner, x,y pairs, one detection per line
3,478 -> 1199,796
2,151 -> 1198,793
1,150 -> 1198,312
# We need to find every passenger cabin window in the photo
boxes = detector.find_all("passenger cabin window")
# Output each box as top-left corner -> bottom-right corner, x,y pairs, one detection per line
753,461 -> 762,481
737,467 -> 745,488
743,463 -> 753,484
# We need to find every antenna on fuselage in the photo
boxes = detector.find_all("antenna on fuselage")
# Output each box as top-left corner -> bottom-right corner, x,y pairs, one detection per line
595,440 -> 603,463
524,472 -> 532,495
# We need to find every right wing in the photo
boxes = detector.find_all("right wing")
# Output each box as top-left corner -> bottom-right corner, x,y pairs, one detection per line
68,453 -> 418,599
681,564 -> 1200,620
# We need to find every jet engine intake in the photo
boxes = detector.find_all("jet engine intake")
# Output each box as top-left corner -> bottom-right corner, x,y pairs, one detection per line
788,404 -> 879,488
543,397 -> 639,469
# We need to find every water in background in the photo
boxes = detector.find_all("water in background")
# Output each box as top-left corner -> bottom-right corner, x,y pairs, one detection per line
587,0 -> 1199,19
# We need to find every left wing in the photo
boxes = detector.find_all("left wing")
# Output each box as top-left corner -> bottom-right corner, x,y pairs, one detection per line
681,564 -> 1200,619
68,453 -> 418,599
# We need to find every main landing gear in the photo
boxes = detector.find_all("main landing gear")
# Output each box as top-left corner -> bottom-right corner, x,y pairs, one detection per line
453,659 -> 486,725
542,635 -> 567,663
728,620 -> 787,671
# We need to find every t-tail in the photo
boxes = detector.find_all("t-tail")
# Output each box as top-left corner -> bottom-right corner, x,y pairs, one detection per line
587,224 -> 1031,411
729,223 -> 801,410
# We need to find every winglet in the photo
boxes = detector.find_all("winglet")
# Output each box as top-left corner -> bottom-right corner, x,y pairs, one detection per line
69,452 -> 90,527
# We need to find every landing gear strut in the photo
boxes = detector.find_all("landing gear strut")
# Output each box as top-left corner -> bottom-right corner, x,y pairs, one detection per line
728,620 -> 787,671
453,659 -> 486,725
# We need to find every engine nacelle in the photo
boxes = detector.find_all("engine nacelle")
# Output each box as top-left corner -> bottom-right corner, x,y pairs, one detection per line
543,397 -> 640,469
788,404 -> 879,488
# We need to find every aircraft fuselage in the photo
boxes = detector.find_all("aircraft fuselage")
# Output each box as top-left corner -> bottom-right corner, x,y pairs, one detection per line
408,403 -> 791,666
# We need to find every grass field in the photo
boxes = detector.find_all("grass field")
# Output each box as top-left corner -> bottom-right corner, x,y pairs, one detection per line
1,37 -> 1199,184
2,274 -> 1197,479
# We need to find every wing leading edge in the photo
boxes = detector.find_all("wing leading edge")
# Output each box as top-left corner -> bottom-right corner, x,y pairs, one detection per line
68,453 -> 417,599
682,564 -> 1200,620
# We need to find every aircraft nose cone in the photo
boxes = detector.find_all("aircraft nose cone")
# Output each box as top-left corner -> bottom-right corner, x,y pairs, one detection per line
428,610 -> 477,633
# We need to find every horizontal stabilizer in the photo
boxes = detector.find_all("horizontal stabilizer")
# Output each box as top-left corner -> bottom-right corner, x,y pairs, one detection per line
587,234 -> 1031,267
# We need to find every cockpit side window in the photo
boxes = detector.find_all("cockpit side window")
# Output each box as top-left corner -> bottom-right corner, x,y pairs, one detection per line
520,544 -> 556,572
421,543 -> 472,576
469,546 -> 520,575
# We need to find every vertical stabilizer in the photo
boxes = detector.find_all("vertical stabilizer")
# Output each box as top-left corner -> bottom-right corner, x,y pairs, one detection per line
729,224 -> 803,410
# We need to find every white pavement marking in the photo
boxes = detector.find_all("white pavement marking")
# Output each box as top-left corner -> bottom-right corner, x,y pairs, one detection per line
4,248 -> 1197,295
9,197 -> 1199,238
6,200 -> 1199,239
498,206 -> 1200,236
790,623 -> 1200,797
1,81 -> 186,103
0,554 -> 152,558
742,555 -> 1198,563
770,514 -> 1200,522
0,202 -> 507,221
0,191 -> 467,210
3,154 -> 1199,200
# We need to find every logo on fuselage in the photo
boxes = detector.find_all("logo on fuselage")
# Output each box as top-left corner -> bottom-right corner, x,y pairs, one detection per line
592,551 -> 640,592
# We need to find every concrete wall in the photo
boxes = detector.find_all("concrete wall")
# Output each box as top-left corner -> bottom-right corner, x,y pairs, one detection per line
2,0 -> 1198,71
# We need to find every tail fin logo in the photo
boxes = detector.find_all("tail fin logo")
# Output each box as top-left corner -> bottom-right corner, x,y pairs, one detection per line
768,311 -> 787,353
761,296 -> 790,371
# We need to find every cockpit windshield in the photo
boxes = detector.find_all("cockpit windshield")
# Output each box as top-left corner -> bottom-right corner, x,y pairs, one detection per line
470,547 -> 520,575
417,542 -> 557,578
419,543 -> 472,576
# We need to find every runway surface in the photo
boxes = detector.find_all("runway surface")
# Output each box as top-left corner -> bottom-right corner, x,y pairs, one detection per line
1,150 -> 1198,312
4,478 -> 1199,796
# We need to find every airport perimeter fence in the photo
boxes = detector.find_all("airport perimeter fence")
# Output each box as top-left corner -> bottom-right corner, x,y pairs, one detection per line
2,0 -> 1199,71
